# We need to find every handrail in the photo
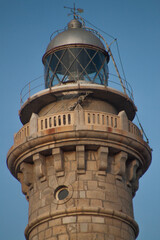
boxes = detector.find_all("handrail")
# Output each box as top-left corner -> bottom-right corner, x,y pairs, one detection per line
20,74 -> 134,107
20,75 -> 44,107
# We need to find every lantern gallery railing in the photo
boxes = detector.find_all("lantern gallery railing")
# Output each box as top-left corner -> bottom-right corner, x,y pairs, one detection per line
20,74 -> 134,107
14,111 -> 142,146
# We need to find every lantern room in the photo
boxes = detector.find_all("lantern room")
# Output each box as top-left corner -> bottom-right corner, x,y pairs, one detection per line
42,18 -> 110,88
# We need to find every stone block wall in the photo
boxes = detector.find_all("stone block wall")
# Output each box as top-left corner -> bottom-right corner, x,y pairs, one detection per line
23,148 -> 139,240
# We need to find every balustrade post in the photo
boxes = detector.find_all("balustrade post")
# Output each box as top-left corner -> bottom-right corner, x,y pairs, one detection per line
118,110 -> 129,131
74,104 -> 85,127
29,113 -> 38,136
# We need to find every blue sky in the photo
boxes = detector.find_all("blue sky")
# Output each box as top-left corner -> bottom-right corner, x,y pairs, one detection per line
1,0 -> 160,239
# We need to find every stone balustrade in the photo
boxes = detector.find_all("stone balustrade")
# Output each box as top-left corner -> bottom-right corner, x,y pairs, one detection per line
14,110 -> 143,146
38,113 -> 73,131
14,123 -> 30,145
128,121 -> 142,137
85,111 -> 120,128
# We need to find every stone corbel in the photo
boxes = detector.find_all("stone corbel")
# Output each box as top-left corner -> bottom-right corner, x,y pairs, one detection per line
97,146 -> 108,174
33,153 -> 46,182
17,172 -> 29,201
114,151 -> 128,181
127,159 -> 139,185
132,169 -> 142,196
20,162 -> 33,187
76,145 -> 85,173
52,148 -> 64,177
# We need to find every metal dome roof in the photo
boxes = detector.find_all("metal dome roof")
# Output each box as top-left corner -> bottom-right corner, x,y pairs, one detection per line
45,19 -> 105,52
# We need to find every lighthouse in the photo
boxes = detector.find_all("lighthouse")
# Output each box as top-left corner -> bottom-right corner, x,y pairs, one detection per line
7,13 -> 151,240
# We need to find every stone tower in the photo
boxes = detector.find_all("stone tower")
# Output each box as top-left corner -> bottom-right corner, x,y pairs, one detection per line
7,17 -> 152,240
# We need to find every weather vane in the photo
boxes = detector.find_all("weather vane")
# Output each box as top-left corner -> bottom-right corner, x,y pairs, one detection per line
64,3 -> 84,19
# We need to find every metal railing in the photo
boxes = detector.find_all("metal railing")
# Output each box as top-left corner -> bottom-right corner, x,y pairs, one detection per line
20,75 -> 44,107
20,74 -> 134,107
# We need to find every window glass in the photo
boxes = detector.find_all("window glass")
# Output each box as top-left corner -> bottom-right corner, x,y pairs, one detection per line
44,47 -> 109,88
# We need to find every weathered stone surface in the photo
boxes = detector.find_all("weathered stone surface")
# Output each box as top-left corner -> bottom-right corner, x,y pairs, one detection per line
7,81 -> 151,240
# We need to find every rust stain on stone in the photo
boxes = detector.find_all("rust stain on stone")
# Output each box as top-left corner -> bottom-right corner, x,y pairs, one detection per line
107,127 -> 113,132
44,128 -> 55,135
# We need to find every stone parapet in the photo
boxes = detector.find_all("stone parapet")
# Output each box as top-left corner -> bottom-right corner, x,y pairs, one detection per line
14,110 -> 142,147
8,108 -> 151,181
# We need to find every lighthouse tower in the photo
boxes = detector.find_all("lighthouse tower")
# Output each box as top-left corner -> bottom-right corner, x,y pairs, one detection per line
7,15 -> 151,240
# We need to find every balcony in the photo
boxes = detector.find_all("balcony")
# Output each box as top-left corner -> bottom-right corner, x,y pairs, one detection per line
14,110 -> 142,147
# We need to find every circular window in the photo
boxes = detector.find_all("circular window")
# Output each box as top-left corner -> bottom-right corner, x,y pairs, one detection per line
53,184 -> 73,204
55,186 -> 69,200
57,188 -> 69,200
